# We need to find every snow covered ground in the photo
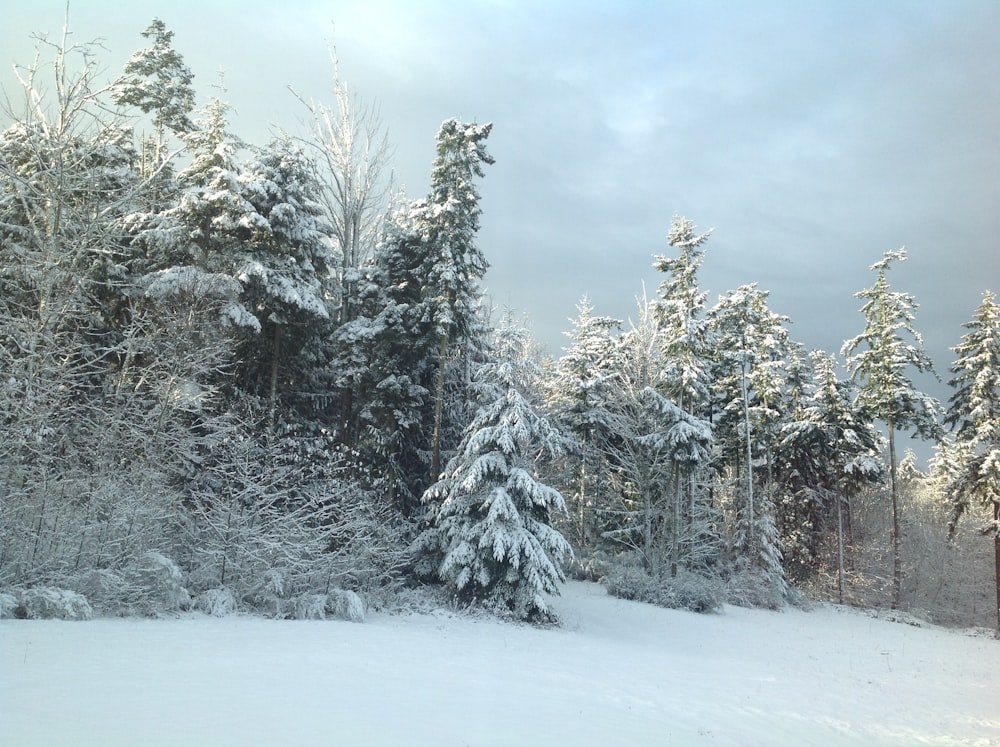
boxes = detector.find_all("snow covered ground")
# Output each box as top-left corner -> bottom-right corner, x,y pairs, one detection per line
2,581 -> 998,746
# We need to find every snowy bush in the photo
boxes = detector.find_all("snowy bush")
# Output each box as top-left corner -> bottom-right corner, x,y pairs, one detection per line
0,591 -> 19,618
197,588 -> 239,617
64,570 -> 132,616
565,548 -> 613,582
125,552 -> 191,614
245,569 -> 290,618
726,568 -> 786,611
604,563 -> 659,602
328,589 -> 366,622
295,593 -> 329,620
15,587 -> 93,620
605,557 -> 724,613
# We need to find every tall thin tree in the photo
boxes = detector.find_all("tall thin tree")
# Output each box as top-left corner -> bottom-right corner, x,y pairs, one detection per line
842,248 -> 941,608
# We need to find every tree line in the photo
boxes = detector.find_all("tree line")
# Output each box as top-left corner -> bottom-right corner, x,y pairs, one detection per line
1,19 -> 996,628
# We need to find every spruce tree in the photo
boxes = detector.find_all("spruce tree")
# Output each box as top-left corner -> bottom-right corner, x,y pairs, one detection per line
234,136 -> 337,434
416,322 -> 572,622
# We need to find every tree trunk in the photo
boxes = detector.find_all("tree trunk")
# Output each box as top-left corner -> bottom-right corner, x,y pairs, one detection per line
888,414 -> 902,609
670,464 -> 681,578
268,324 -> 282,441
741,358 -> 755,556
837,492 -> 846,605
431,334 -> 448,482
993,501 -> 999,637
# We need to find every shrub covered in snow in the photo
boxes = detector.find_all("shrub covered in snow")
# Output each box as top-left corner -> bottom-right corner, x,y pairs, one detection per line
328,589 -> 365,622
0,591 -> 19,619
605,557 -> 724,614
197,588 -> 239,617
725,568 -> 786,611
15,587 -> 93,620
125,551 -> 191,614
64,570 -> 132,616
295,593 -> 329,620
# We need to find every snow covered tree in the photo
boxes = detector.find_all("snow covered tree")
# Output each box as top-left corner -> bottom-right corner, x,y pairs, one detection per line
112,17 -> 195,174
842,248 -> 942,608
233,136 -> 337,434
412,120 -> 494,481
415,322 -> 573,622
547,296 -> 623,546
602,301 -> 716,576
126,93 -> 260,334
709,284 -> 790,600
331,208 -> 437,513
290,48 -> 392,325
113,19 -> 195,138
944,290 -> 1000,633
653,216 -> 717,576
653,216 -> 714,414
779,352 -> 885,597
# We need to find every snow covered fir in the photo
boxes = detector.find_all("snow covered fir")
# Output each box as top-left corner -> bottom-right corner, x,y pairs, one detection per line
1,16 -> 998,746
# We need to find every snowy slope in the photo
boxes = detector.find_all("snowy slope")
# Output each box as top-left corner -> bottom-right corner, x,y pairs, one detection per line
2,581 -> 997,746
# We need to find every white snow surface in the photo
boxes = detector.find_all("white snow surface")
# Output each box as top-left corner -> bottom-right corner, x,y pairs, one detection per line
2,581 -> 998,746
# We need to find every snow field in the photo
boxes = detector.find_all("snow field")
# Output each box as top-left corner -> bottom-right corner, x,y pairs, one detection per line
2,581 -> 998,746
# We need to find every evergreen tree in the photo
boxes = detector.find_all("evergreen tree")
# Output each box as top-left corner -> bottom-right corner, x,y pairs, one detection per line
547,296 -> 623,546
415,322 -> 573,622
653,216 -> 717,576
944,290 -> 1000,633
113,19 -> 196,138
234,136 -> 337,434
334,208 -> 437,513
653,216 -> 714,414
779,352 -> 884,595
709,284 -> 790,598
603,301 -> 715,575
112,17 -> 196,178
413,120 -> 494,481
129,95 -> 258,331
842,248 -> 941,608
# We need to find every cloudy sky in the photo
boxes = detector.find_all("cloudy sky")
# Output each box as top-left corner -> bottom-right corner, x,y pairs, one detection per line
4,1 -> 999,436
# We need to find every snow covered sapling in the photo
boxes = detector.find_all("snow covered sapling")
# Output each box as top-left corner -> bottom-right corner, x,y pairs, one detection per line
415,322 -> 573,622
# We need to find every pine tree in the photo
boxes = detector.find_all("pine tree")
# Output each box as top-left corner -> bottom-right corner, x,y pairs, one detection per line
415,322 -> 573,622
112,17 -> 196,176
842,248 -> 941,608
944,290 -> 1000,633
335,208 -> 437,513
